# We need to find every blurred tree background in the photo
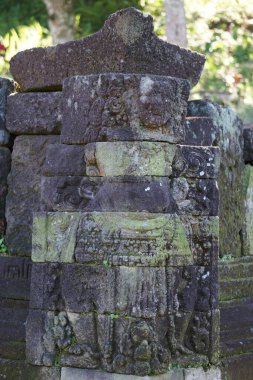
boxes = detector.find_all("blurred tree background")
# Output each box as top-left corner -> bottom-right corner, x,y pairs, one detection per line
0,0 -> 252,122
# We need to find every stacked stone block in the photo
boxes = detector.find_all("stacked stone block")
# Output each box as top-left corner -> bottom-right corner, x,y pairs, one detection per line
5,92 -> 62,255
25,72 -> 220,377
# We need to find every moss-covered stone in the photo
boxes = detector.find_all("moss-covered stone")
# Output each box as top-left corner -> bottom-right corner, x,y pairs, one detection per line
85,141 -> 176,177
188,100 -> 244,258
32,212 -> 81,263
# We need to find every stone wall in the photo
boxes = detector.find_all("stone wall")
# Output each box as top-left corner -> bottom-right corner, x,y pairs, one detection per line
0,6 -> 252,380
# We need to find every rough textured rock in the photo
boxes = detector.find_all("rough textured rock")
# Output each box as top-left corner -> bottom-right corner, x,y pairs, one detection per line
84,142 -> 176,177
187,100 -> 244,258
0,147 -> 11,233
5,135 -> 59,256
0,78 -> 15,147
43,144 -> 86,176
61,74 -> 190,145
41,176 -> 219,216
6,92 -> 62,135
184,118 -> 219,147
10,8 -> 205,92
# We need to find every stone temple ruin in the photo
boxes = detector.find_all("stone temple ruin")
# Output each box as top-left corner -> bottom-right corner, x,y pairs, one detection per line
0,7 -> 252,380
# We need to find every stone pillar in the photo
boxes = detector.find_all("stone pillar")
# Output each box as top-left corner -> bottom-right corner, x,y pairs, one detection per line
26,73 -> 220,377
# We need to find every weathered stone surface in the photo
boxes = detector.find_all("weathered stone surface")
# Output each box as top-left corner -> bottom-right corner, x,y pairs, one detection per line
10,8 -> 205,91
30,264 -> 217,317
187,100 -> 244,258
84,142 -> 176,177
184,216 -> 219,266
27,309 -> 215,374
41,176 -> 178,213
43,144 -> 86,176
41,176 -> 219,216
0,358 -> 60,380
0,256 -> 31,300
0,77 -> 15,147
172,146 -> 220,178
61,74 -> 189,145
243,123 -> 253,164
6,92 -> 62,135
171,178 -> 219,216
184,117 -> 219,147
5,135 -> 59,256
32,212 -> 218,266
0,299 -> 29,360
0,147 -> 11,233
32,212 -> 80,263
32,212 -> 192,265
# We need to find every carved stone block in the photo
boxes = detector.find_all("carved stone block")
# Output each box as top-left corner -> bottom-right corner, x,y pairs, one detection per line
30,264 -> 167,318
172,146 -> 220,179
184,117 -> 219,147
41,176 -> 218,216
40,176 -> 178,213
32,212 -> 193,265
32,212 -> 218,266
0,256 -> 31,300
30,263 -> 217,317
84,142 -> 176,177
5,135 -> 59,255
43,144 -> 86,176
26,310 -> 170,375
6,92 -> 62,135
171,178 -> 219,216
10,8 -> 205,91
26,308 -> 216,373
60,74 -> 189,145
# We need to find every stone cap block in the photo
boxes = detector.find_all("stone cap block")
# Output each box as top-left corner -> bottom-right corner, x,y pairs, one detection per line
10,8 -> 205,92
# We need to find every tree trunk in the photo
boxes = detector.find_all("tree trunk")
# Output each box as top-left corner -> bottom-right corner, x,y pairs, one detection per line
164,0 -> 187,48
42,0 -> 75,45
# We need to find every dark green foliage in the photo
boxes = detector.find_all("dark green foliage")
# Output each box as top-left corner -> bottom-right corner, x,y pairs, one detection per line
74,0 -> 141,38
